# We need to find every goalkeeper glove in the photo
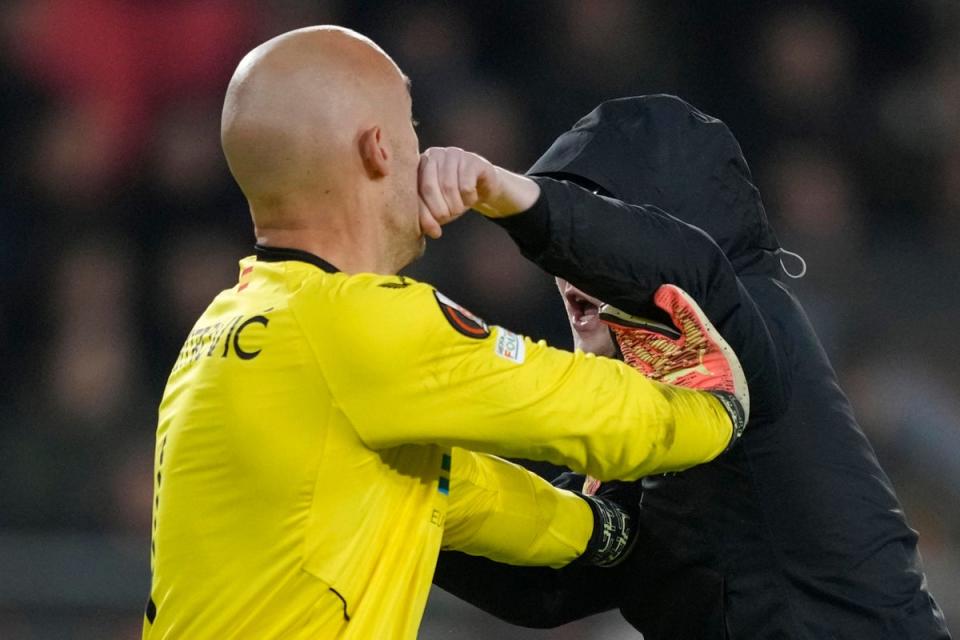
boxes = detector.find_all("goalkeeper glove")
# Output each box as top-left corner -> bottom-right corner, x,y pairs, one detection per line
554,472 -> 641,568
599,284 -> 749,450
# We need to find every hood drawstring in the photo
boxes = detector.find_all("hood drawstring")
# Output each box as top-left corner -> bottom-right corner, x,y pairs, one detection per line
777,248 -> 808,279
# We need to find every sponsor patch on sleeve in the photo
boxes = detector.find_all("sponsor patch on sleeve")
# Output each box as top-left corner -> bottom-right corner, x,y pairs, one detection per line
493,327 -> 526,364
434,291 -> 490,339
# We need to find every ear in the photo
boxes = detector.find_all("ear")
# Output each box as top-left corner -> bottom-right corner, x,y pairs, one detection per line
359,126 -> 390,178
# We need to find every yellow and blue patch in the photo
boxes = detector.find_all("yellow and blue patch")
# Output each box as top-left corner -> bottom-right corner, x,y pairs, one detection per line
438,453 -> 451,495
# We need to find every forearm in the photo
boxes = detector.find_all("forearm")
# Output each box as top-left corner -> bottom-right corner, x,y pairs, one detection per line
437,450 -> 626,626
490,176 -> 729,310
486,176 -> 787,421
364,340 -> 733,481
442,449 -> 592,568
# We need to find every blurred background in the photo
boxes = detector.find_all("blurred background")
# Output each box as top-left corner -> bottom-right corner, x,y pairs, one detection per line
0,0 -> 958,637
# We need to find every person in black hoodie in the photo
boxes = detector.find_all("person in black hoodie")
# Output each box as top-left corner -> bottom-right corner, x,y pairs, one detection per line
432,95 -> 952,639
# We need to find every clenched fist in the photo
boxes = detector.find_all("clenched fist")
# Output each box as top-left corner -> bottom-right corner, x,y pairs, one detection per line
417,147 -> 541,239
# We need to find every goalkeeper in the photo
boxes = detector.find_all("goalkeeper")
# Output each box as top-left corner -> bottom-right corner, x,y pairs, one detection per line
432,96 -> 951,638
143,29 -> 753,640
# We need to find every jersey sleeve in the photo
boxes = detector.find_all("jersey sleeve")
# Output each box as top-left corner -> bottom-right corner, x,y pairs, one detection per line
302,276 -> 732,481
441,447 -> 592,568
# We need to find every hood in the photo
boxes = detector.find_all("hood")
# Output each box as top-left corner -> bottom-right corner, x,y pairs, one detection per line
528,94 -> 781,275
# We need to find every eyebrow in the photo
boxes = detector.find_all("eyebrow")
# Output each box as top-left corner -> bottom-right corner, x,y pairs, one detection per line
403,75 -> 412,96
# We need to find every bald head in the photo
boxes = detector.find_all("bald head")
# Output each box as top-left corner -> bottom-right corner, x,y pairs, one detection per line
221,26 -> 421,268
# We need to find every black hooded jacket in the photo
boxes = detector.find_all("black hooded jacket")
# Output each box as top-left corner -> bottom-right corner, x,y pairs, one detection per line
433,96 -> 950,639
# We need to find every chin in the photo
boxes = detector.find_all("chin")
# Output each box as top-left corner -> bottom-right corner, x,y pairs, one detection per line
573,332 -> 605,353
573,329 -> 615,357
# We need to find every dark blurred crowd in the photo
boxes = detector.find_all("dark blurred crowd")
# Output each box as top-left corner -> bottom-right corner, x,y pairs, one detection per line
1,1 -> 957,637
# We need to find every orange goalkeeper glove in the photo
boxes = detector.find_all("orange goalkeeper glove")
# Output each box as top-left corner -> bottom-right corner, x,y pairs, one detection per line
599,284 -> 750,451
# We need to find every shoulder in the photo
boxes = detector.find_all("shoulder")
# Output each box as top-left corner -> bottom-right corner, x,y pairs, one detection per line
298,272 -> 445,323
294,272 -> 493,358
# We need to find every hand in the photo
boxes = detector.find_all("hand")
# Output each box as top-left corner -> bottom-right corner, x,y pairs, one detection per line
599,284 -> 750,449
552,472 -> 641,567
417,146 -> 541,238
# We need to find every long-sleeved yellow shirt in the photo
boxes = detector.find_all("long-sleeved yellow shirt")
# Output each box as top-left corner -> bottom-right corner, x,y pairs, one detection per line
143,246 -> 732,639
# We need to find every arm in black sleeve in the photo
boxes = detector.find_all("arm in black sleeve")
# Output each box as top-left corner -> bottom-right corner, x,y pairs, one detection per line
433,550 -> 620,628
493,176 -> 787,421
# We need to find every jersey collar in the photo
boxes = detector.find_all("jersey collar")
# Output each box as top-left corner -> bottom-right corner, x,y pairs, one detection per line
254,244 -> 341,273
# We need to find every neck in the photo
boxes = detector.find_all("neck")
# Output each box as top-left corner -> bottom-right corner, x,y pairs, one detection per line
250,192 -> 417,275
254,229 -> 388,274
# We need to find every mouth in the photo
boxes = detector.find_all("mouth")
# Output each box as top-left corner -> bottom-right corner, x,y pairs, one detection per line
565,289 -> 602,329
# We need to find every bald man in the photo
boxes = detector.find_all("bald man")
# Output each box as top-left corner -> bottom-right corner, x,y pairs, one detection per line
144,26 -> 751,639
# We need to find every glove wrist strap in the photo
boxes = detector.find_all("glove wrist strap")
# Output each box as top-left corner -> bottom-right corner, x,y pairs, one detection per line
710,390 -> 747,452
576,494 -> 635,567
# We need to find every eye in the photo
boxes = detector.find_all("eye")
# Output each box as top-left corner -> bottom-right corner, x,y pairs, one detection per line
411,117 -> 420,129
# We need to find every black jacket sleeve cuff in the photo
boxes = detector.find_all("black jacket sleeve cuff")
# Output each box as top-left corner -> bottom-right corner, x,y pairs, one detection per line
489,177 -> 555,258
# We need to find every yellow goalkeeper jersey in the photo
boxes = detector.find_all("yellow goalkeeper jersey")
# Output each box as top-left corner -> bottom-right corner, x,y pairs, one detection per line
143,245 -> 732,639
